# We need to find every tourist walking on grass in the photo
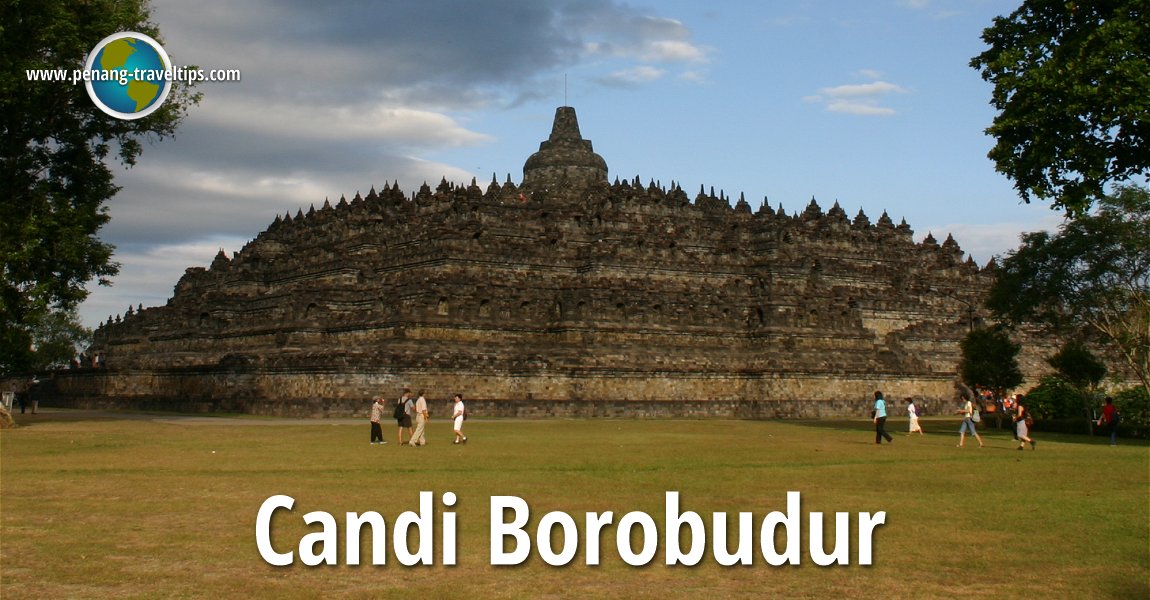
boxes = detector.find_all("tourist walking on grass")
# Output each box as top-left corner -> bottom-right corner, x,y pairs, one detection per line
1014,397 -> 1036,450
395,389 -> 414,445
369,396 -> 387,444
452,393 -> 468,445
873,390 -> 893,444
409,390 -> 429,446
906,397 -> 924,436
956,396 -> 984,448
1097,396 -> 1119,446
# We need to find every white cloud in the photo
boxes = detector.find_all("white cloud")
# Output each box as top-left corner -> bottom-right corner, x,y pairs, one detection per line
920,213 -> 1064,266
198,101 -> 494,148
824,101 -> 897,116
81,238 -> 248,325
596,65 -> 667,87
805,72 -> 908,116
820,81 -> 908,98
576,10 -> 710,88
641,39 -> 709,63
580,15 -> 709,63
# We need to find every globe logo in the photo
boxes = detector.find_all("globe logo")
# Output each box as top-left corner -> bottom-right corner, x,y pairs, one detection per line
84,32 -> 172,120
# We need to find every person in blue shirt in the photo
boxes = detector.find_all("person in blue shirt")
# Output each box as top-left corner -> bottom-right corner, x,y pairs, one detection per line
873,390 -> 893,444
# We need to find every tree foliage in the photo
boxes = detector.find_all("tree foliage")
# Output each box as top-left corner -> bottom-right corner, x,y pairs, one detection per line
971,0 -> 1150,215
1113,384 -> 1149,432
959,325 -> 1024,396
1046,339 -> 1107,432
1046,339 -> 1107,390
1024,375 -> 1083,420
0,0 -> 198,374
988,185 -> 1150,397
28,308 -> 91,371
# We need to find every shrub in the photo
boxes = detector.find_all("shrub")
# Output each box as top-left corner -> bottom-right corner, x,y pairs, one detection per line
1113,386 -> 1149,432
1024,376 -> 1086,420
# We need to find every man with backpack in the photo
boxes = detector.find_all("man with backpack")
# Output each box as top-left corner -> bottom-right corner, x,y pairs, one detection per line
394,389 -> 414,446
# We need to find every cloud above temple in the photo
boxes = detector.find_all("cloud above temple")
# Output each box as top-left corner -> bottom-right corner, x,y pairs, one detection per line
595,66 -> 668,88
84,0 -> 712,326
115,0 -> 714,247
804,73 -> 909,116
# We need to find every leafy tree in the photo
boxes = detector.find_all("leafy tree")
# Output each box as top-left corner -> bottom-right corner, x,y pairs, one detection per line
1046,339 -> 1107,432
1113,385 -> 1149,433
970,0 -> 1150,215
0,0 -> 198,374
959,325 -> 1024,398
1047,339 -> 1107,390
988,185 -> 1150,399
1024,375 -> 1081,420
28,308 -> 91,371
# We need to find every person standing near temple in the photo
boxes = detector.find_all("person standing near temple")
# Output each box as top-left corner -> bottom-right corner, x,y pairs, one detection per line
451,393 -> 468,445
409,390 -> 429,446
873,390 -> 893,444
956,395 -> 985,448
1096,396 -> 1119,446
394,389 -> 414,446
369,396 -> 387,445
1014,397 -> 1036,451
906,397 -> 924,436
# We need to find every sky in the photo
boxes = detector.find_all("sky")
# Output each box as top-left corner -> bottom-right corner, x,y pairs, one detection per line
78,0 -> 1066,329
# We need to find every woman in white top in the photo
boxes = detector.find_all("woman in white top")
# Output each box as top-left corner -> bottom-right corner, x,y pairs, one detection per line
906,398 -> 924,436
956,397 -> 984,448
452,394 -> 468,445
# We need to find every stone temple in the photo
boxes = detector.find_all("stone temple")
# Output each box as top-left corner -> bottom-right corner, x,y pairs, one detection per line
57,107 -> 1007,417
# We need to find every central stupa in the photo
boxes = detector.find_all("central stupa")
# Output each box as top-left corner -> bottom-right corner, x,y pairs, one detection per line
522,106 -> 609,193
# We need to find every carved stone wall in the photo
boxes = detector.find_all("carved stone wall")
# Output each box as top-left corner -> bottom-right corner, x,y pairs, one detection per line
52,106 -> 1030,417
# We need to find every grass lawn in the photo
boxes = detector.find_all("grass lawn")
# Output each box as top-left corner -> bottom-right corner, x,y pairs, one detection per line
1,410 -> 1147,599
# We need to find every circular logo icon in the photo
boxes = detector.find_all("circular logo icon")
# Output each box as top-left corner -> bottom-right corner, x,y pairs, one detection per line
84,32 -> 172,120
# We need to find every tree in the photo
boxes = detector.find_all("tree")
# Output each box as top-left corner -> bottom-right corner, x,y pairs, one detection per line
970,0 -> 1150,216
1046,339 -> 1107,391
28,308 -> 91,371
959,325 -> 1024,431
1046,339 -> 1107,432
959,325 -> 1024,397
0,0 -> 198,374
1024,375 -> 1082,421
987,185 -> 1150,399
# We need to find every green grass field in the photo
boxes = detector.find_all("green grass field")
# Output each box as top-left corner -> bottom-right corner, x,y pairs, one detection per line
1,410 -> 1147,599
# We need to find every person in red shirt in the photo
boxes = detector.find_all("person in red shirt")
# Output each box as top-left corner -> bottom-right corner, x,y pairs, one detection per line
1097,396 -> 1119,446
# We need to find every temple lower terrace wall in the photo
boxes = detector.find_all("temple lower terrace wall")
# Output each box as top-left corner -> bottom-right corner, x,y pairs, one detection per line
46,106 -> 1064,418
50,367 -> 957,418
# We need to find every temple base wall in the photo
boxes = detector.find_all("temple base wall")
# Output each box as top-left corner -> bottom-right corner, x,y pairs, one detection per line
46,367 -> 959,419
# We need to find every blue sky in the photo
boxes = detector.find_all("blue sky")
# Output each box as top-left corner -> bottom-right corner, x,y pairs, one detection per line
79,0 -> 1063,329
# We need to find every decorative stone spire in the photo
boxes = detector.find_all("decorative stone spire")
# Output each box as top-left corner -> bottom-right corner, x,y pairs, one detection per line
522,106 -> 608,193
